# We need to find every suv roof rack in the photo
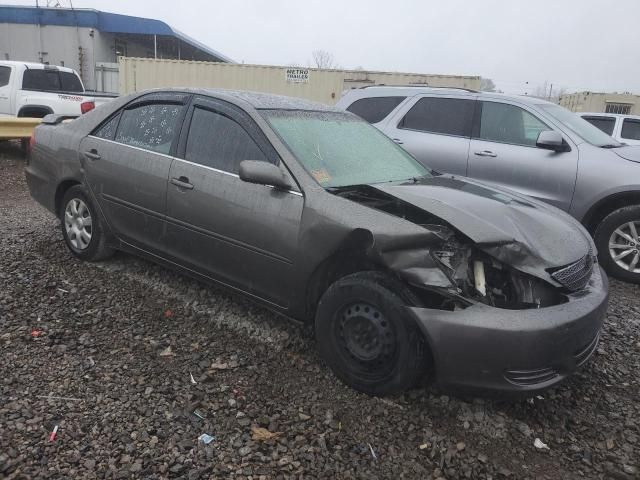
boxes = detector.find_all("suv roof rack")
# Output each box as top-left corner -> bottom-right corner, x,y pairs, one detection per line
359,84 -> 479,93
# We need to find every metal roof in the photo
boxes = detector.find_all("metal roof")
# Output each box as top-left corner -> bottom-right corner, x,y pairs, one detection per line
0,5 -> 234,63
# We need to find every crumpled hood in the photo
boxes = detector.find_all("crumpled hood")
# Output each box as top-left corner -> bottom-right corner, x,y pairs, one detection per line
613,145 -> 640,163
373,176 -> 593,273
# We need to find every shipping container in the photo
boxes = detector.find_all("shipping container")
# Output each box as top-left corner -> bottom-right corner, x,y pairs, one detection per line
118,57 -> 481,105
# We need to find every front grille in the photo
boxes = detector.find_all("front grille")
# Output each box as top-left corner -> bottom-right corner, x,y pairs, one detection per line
574,332 -> 600,367
550,250 -> 595,292
504,367 -> 559,386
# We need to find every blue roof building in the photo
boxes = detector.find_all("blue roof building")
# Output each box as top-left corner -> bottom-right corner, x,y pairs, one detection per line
0,4 -> 233,92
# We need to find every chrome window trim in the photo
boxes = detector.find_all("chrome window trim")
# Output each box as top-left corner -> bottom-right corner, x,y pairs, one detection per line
88,135 -> 176,160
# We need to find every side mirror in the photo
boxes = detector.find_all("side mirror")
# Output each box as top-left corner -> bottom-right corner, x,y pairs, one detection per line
239,160 -> 291,190
536,130 -> 568,152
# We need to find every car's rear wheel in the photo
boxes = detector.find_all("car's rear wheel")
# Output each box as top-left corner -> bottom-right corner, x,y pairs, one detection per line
594,205 -> 640,284
315,271 -> 429,396
60,185 -> 114,261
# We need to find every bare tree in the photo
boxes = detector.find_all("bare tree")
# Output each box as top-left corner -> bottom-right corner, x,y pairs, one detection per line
312,50 -> 336,69
479,78 -> 496,92
550,87 -> 567,104
531,81 -> 550,99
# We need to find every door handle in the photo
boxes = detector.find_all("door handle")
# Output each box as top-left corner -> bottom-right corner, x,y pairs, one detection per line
392,138 -> 404,145
474,150 -> 497,158
171,176 -> 194,190
84,149 -> 101,160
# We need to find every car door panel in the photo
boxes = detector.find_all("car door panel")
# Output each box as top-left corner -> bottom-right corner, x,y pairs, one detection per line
164,99 -> 303,307
382,95 -> 474,176
80,137 -> 172,252
80,95 -> 188,251
467,101 -> 578,212
0,65 -> 13,115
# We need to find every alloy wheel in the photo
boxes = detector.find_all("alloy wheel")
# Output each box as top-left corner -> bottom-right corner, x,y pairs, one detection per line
64,198 -> 93,250
608,221 -> 640,273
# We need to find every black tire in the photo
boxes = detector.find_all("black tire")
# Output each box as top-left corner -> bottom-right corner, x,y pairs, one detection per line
59,185 -> 114,262
315,271 -> 429,396
594,205 -> 640,284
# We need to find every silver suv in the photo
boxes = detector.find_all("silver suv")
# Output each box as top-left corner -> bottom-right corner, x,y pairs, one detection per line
336,86 -> 640,284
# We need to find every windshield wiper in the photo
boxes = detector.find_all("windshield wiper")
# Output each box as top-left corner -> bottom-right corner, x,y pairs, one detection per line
600,144 -> 622,149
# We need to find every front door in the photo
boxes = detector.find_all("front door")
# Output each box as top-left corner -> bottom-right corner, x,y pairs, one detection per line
81,95 -> 188,251
165,97 -> 304,307
382,95 -> 475,176
467,100 -> 578,211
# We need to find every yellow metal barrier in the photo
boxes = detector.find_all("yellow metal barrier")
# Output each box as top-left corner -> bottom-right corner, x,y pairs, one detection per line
0,117 -> 42,140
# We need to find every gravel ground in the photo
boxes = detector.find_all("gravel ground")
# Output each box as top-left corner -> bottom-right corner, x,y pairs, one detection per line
1,142 -> 639,479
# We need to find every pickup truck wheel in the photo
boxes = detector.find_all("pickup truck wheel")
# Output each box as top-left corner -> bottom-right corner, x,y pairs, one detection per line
315,272 -> 429,396
60,185 -> 114,261
594,205 -> 640,284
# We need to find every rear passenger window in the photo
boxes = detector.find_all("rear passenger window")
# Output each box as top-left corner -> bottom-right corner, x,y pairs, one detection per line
477,102 -> 549,147
399,97 -> 474,137
185,107 -> 267,174
23,69 -> 62,91
0,66 -> 10,87
346,96 -> 406,124
621,119 -> 640,141
583,116 -> 616,136
115,103 -> 183,154
93,112 -> 121,140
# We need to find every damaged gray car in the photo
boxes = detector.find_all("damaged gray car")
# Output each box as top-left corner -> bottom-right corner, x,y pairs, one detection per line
25,89 -> 609,395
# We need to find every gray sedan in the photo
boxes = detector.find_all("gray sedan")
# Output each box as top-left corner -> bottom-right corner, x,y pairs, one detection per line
26,89 -> 607,395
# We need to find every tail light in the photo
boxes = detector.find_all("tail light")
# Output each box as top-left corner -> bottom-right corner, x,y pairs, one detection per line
29,132 -> 36,152
80,101 -> 95,114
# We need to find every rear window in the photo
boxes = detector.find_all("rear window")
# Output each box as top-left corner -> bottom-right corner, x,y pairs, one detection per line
346,96 -> 406,124
582,116 -> 616,136
621,119 -> 640,141
22,69 -> 83,93
399,97 -> 474,137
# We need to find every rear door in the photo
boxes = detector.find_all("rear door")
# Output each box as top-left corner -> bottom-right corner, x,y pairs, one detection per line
381,95 -> 475,175
0,65 -> 13,115
80,93 -> 189,252
467,100 -> 578,211
165,96 -> 304,307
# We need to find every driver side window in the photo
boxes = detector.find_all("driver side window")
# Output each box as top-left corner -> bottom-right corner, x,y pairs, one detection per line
185,107 -> 268,174
477,102 -> 549,147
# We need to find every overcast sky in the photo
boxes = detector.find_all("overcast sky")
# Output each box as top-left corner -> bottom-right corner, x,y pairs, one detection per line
6,0 -> 640,94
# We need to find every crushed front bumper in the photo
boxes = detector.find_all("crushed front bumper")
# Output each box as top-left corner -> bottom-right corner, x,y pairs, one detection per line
409,266 -> 609,394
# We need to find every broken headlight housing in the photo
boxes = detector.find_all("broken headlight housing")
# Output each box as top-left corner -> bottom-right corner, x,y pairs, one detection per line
432,234 -> 567,310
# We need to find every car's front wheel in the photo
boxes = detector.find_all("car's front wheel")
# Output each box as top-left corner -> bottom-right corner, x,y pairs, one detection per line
594,205 -> 640,284
315,272 -> 429,396
60,185 -> 114,261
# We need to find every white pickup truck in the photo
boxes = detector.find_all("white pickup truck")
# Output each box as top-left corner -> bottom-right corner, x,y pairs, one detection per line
0,61 -> 116,118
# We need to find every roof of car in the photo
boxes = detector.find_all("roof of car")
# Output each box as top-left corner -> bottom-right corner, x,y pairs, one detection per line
341,85 -> 559,106
175,88 -> 341,112
0,60 -> 77,74
580,112 -> 640,120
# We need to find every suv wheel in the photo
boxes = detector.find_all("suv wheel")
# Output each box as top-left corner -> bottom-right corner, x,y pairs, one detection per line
594,205 -> 640,284
315,272 -> 429,396
60,185 -> 114,261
